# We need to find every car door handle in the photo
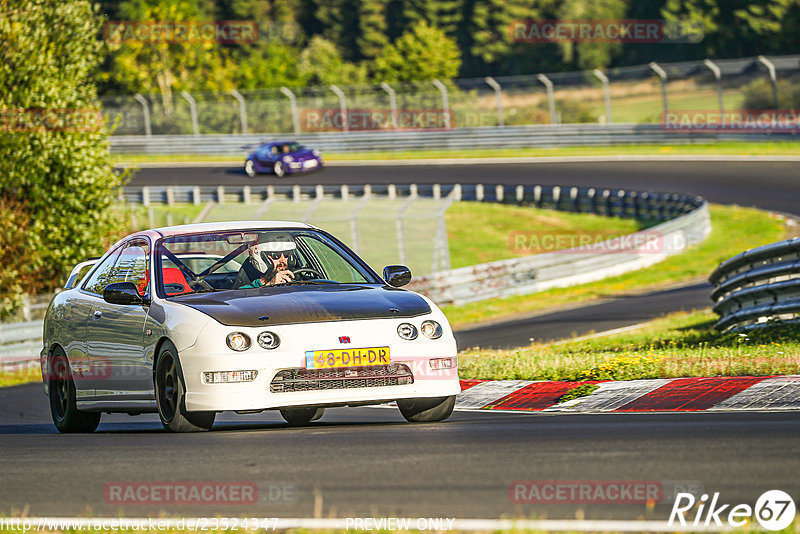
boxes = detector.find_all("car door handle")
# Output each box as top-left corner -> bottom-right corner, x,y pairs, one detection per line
93,310 -> 102,319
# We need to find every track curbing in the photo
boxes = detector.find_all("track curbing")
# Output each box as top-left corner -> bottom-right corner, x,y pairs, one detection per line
456,376 -> 800,413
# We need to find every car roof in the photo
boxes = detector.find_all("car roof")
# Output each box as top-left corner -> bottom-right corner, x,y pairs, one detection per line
151,220 -> 314,237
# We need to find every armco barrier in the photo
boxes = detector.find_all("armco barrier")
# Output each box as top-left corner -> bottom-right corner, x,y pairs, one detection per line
709,237 -> 800,332
109,123 -> 796,155
407,188 -> 710,306
4,183 -> 710,364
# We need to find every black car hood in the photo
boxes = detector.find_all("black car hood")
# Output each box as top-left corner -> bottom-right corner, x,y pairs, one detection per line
171,284 -> 431,327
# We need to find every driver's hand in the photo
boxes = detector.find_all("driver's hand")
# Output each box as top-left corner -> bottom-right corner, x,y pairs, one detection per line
269,269 -> 294,285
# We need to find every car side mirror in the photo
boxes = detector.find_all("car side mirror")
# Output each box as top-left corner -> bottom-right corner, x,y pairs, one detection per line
383,265 -> 412,287
103,282 -> 146,306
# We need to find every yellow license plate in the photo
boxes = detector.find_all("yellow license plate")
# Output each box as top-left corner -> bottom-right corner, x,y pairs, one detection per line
305,347 -> 390,369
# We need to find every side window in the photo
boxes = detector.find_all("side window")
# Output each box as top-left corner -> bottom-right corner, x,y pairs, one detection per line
256,146 -> 270,159
113,242 -> 150,295
82,247 -> 124,295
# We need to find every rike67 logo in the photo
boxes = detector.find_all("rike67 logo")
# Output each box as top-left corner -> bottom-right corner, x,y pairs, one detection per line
669,490 -> 796,530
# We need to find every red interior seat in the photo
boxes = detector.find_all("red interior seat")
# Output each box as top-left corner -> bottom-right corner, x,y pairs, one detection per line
162,267 -> 193,296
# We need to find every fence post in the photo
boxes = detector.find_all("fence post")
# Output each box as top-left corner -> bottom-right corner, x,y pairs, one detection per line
433,183 -> 441,200
217,185 -> 225,204
243,185 -> 251,204
166,186 -> 175,206
703,59 -> 724,115
476,184 -> 484,201
133,94 -> 152,136
495,185 -> 504,202
293,184 -> 301,202
649,62 -> 669,117
396,196 -> 416,266
484,76 -> 504,127
592,69 -> 613,124
388,184 -> 397,199
349,196 -> 369,254
230,89 -> 248,134
757,56 -> 779,111
180,91 -> 200,135
141,186 -> 150,207
330,85 -> 349,133
380,82 -> 398,130
537,74 -> 557,124
432,79 -> 451,129
341,184 -> 349,201
192,186 -> 201,206
280,87 -> 300,133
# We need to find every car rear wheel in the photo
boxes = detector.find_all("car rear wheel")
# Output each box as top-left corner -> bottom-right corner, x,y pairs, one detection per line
244,159 -> 256,177
273,161 -> 285,177
397,395 -> 455,423
49,348 -> 101,433
280,407 -> 324,426
155,342 -> 215,432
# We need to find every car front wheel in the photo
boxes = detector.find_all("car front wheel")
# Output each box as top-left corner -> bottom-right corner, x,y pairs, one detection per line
49,348 -> 101,433
273,161 -> 286,177
397,395 -> 456,423
244,159 -> 256,177
280,407 -> 324,426
155,342 -> 215,432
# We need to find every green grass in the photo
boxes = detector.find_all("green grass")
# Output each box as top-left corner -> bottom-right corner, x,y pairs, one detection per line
459,310 -> 800,381
0,364 -> 40,387
444,204 -> 787,329
111,141 -> 800,165
445,203 -> 648,268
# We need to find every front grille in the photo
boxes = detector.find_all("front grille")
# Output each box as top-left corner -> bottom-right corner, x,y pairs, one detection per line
270,364 -> 413,393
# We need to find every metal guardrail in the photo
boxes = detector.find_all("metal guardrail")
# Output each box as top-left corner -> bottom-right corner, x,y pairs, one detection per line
5,182 -> 710,364
109,124 -> 797,155
408,186 -> 710,306
709,237 -> 800,332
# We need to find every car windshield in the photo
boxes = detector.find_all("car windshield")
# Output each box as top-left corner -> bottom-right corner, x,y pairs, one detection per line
157,228 -> 378,297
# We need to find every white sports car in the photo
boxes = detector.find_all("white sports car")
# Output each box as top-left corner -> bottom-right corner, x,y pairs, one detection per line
41,221 -> 459,433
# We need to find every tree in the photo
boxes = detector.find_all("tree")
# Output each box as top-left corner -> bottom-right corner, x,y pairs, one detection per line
0,0 -> 125,316
557,0 -> 626,70
662,0 -> 800,58
298,36 -> 367,85
372,21 -> 461,82
106,0 -> 233,111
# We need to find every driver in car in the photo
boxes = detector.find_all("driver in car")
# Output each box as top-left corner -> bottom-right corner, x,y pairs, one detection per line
237,238 -> 296,288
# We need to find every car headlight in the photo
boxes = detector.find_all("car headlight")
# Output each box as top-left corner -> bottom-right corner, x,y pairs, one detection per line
283,155 -> 293,163
397,323 -> 418,340
257,331 -> 280,349
226,332 -> 251,352
421,320 -> 443,339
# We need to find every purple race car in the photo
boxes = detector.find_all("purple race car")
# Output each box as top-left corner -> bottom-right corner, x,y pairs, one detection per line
244,141 -> 323,178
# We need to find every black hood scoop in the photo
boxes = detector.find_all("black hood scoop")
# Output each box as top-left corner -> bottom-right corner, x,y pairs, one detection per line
171,284 -> 431,327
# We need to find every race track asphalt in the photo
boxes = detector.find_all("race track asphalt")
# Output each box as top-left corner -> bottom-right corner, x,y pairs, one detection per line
130,160 -> 800,215
1,382 -> 799,520
2,159 -> 795,521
